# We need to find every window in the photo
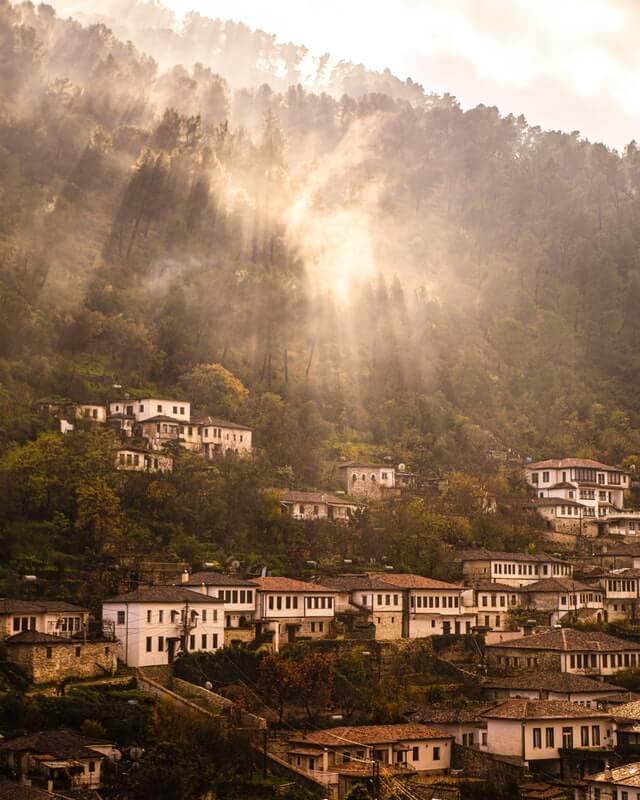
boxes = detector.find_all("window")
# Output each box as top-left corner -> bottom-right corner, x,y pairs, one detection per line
157,404 -> 162,412
147,610 -> 152,623
88,761 -> 96,773
542,471 -> 549,483
213,634 -> 218,648
180,406 -> 185,414
201,634 -> 207,649
531,472 -> 539,484
581,726 -> 589,747
146,637 -> 152,652
562,727 -> 573,749
433,747 -> 440,761
532,728 -> 542,749
117,611 -> 125,625
189,634 -> 195,650
158,636 -> 164,652
592,726 -> 600,745
545,728 -> 554,748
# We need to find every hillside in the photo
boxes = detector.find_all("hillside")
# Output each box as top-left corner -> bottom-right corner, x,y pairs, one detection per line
1,0 -> 640,595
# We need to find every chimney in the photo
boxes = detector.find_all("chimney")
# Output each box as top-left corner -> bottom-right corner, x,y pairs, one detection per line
181,569 -> 190,584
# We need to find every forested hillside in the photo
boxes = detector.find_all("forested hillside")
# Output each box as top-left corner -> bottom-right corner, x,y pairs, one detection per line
1,0 -> 640,597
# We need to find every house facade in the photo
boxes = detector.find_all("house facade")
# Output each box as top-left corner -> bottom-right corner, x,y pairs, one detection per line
584,764 -> 640,800
0,600 -> 89,639
462,581 -> 522,631
115,446 -> 173,473
251,577 -> 338,650
486,628 -> 640,677
319,574 -> 405,639
338,462 -> 396,500
102,586 -> 224,667
523,578 -> 604,626
482,672 -> 625,706
278,490 -> 364,522
458,550 -> 573,588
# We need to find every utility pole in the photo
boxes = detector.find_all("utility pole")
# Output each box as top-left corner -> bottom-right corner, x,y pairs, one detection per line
370,758 -> 380,800
180,601 -> 197,654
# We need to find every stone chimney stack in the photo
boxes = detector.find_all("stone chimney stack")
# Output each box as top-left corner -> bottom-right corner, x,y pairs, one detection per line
181,569 -> 190,584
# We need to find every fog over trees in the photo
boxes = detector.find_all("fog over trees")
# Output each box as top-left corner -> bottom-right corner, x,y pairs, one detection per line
1,0 -> 640,590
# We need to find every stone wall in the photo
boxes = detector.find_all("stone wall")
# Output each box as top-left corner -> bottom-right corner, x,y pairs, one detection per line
372,611 -> 403,640
485,646 -> 561,672
224,627 -> 255,647
452,744 -> 523,792
8,640 -> 117,684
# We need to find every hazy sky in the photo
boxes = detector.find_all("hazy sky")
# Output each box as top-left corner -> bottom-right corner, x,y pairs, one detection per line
163,0 -> 640,150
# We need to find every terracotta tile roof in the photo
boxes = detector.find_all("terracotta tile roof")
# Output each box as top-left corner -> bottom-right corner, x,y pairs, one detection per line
337,461 -> 390,469
289,723 -> 452,747
481,699 -> 610,720
468,580 -> 523,592
369,573 -> 463,590
0,730 -> 111,759
104,586 -> 224,604
0,599 -> 88,615
532,497 -> 585,509
176,571 -> 256,587
612,700 -> 640,719
525,578 -> 597,593
279,490 -> 364,506
250,577 -> 337,593
487,627 -> 640,653
483,671 -> 621,694
406,702 -> 497,724
318,574 -> 403,592
457,549 -> 565,563
587,763 -> 640,787
138,415 -> 182,423
5,631 -> 75,645
527,458 -> 621,471
191,415 -> 253,431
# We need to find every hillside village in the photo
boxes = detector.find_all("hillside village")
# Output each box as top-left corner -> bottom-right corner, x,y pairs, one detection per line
5,400 -> 640,799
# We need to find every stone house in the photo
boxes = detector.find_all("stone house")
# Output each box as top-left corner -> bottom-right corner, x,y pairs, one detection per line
318,574 -> 406,640
250,576 -> 338,650
523,578 -> 604,625
486,628 -> 640,677
5,630 -> 117,684
370,573 -> 476,637
0,731 -> 118,792
0,599 -> 88,639
596,569 -> 640,622
102,586 -> 225,667
337,462 -> 396,500
195,416 -> 253,456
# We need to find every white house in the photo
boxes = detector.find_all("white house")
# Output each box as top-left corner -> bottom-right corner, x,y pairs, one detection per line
0,599 -> 89,639
597,569 -> 640,622
458,549 -> 572,587
195,416 -> 253,456
337,462 -> 396,500
371,573 -> 475,636
480,699 -> 613,772
115,446 -> 173,473
250,576 -> 338,650
525,458 -> 629,525
102,586 -> 224,667
278,490 -> 364,522
287,723 -> 453,794
108,398 -> 191,424
172,570 -> 257,630
318,574 -> 407,639
523,578 -> 605,626
482,672 -> 625,706
462,580 -> 522,631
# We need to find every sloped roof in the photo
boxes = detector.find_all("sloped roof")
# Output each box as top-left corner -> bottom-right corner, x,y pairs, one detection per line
613,700 -> 640,720
0,599 -> 87,615
527,459 -> 621,471
469,580 -> 523,592
457,549 -> 565,563
586,763 -> 640,787
250,576 -> 336,593
5,631 -> 74,645
532,497 -> 585,509
175,571 -> 256,588
0,731 -> 111,759
318,574 -> 403,592
290,723 -> 452,747
525,578 -> 596,593
0,779 -> 65,800
191,415 -> 253,431
279,490 -> 364,506
337,461 -> 390,469
406,702 -> 497,724
487,628 -> 640,653
369,573 -> 463,590
481,699 -> 609,720
105,586 -> 223,604
483,671 -> 621,694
